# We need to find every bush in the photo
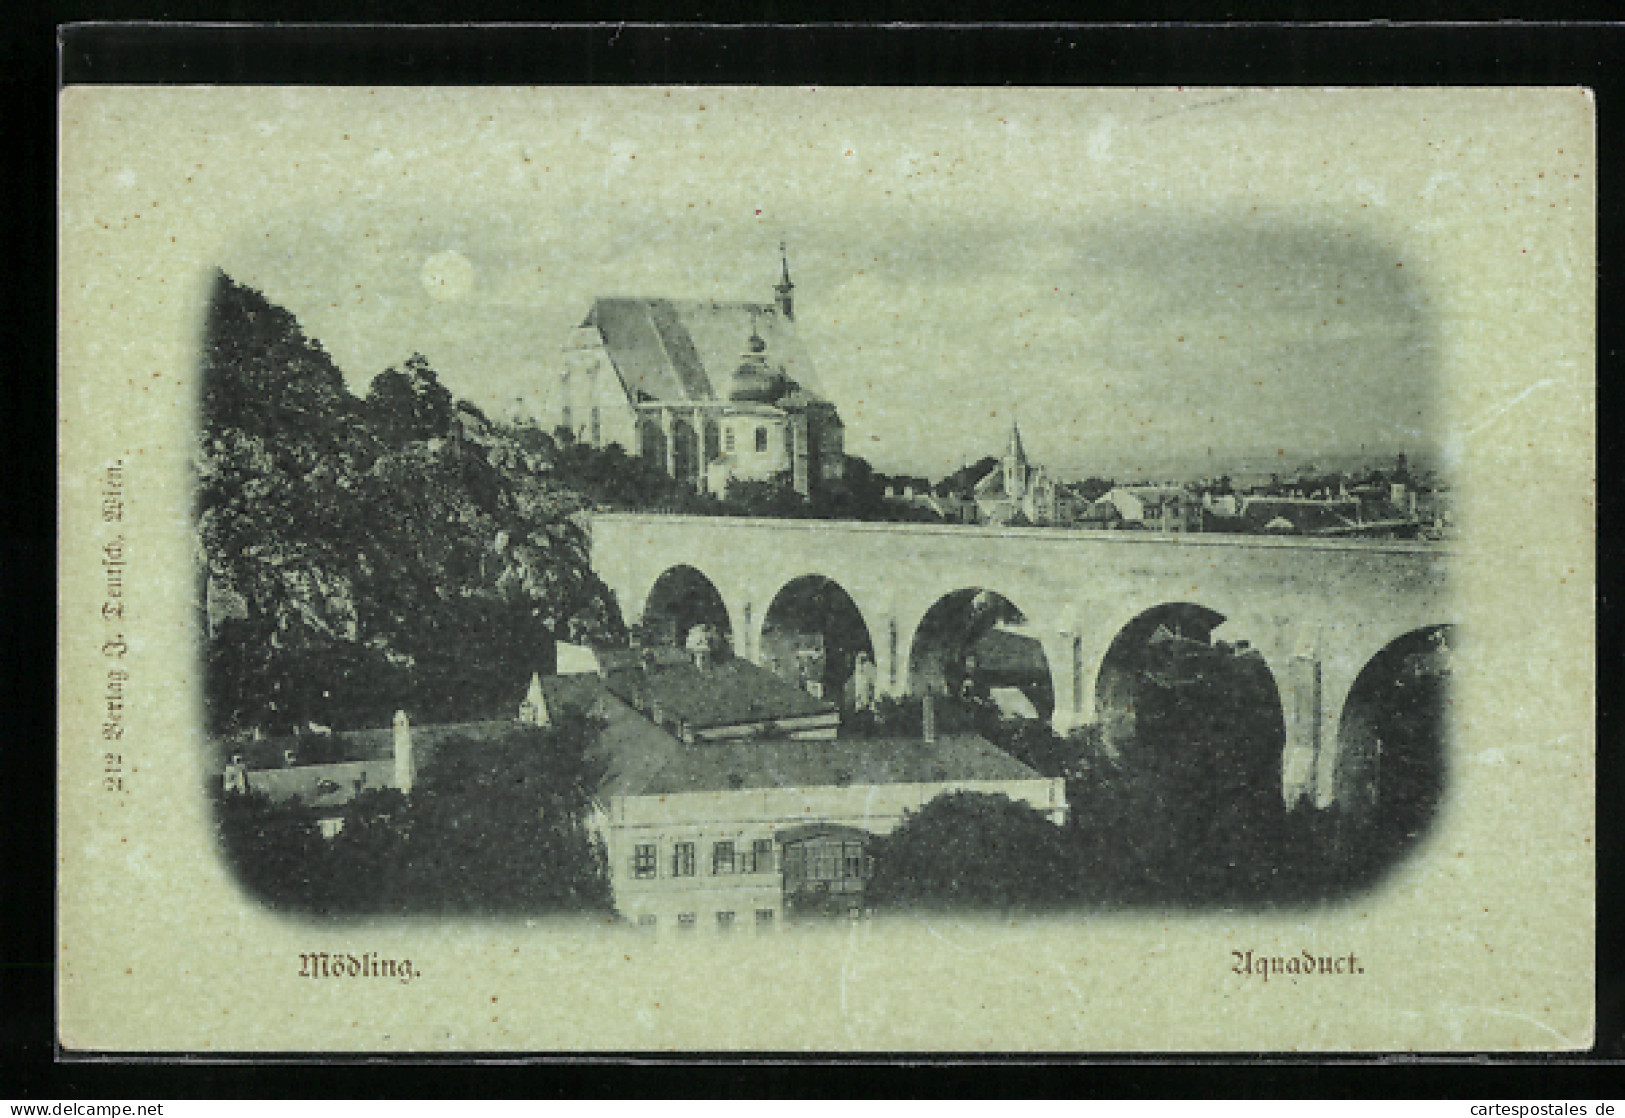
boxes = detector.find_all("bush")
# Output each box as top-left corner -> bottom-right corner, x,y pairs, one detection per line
868,792 -> 1077,914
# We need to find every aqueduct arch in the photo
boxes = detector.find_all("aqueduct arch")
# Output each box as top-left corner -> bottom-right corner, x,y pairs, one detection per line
905,587 -> 1056,720
757,574 -> 877,705
1326,624 -> 1454,838
1091,602 -> 1232,752
639,564 -> 736,655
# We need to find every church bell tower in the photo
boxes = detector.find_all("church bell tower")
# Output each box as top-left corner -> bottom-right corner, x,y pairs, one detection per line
774,241 -> 795,320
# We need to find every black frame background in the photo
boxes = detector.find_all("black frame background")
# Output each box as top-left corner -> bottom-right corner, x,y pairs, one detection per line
6,14 -> 1620,1099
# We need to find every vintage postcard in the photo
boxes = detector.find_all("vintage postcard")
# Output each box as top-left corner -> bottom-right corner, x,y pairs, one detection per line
57,86 -> 1594,1051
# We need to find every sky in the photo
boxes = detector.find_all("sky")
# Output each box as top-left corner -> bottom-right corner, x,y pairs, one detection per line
213,88 -> 1467,482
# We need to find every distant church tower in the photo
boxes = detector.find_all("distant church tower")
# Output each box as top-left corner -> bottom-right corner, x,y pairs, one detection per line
774,241 -> 795,320
1003,419 -> 1030,503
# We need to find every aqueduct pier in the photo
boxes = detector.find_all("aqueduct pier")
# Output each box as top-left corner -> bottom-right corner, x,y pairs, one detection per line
586,513 -> 1455,810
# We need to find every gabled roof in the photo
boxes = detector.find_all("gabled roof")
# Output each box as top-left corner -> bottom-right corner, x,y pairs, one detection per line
601,657 -> 836,731
582,297 -> 824,406
974,464 -> 1010,499
538,672 -> 615,718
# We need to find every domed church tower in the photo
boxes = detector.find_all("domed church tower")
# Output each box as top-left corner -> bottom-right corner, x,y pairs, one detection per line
728,322 -> 782,404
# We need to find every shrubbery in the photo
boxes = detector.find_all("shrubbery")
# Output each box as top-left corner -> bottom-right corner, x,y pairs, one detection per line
216,717 -> 611,916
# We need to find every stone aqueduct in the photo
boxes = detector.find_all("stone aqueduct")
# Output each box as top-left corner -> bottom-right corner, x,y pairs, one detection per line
586,513 -> 1455,810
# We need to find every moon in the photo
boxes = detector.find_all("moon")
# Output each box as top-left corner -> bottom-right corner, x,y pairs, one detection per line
421,250 -> 474,301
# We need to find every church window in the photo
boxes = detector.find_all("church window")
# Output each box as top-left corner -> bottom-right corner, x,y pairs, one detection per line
671,842 -> 696,877
755,426 -> 769,453
712,841 -> 735,875
590,406 -> 601,446
633,843 -> 657,879
724,427 -> 736,454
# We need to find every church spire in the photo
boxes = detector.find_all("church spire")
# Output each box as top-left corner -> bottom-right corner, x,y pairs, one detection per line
1003,418 -> 1029,501
774,240 -> 795,320
1006,417 -> 1028,470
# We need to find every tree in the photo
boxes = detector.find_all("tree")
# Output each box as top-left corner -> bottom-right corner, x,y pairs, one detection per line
213,788 -> 333,912
365,354 -> 457,448
1074,476 -> 1115,503
380,717 -> 612,914
936,456 -> 999,500
868,792 -> 1077,913
721,474 -> 807,518
214,717 -> 614,917
198,272 -> 623,733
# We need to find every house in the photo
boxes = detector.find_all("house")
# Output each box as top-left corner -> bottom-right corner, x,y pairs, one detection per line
1103,486 -> 1191,531
883,486 -> 975,524
557,248 -> 845,499
216,711 -> 501,838
1237,495 -> 1364,535
973,421 -> 1057,525
528,642 -> 1067,930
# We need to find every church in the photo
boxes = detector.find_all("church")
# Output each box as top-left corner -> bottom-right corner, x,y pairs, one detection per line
556,250 -> 845,499
973,420 -> 1057,525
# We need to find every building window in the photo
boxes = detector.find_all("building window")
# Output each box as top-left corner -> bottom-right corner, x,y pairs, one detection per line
843,842 -> 866,880
716,911 -> 735,932
755,909 -> 775,928
633,843 -> 657,879
724,427 -> 736,454
590,406 -> 601,446
636,914 -> 657,929
561,405 -> 573,434
751,839 -> 773,874
671,842 -> 696,877
677,913 -> 696,930
755,426 -> 768,453
712,841 -> 735,875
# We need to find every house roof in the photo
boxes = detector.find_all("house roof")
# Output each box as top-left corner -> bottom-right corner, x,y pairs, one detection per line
969,625 -> 1049,675
217,719 -> 519,776
599,658 -> 835,731
974,466 -> 1010,500
1240,497 -> 1361,533
631,732 -> 1045,797
532,668 -> 1044,801
583,297 -> 824,406
243,759 -> 396,811
538,672 -> 616,718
